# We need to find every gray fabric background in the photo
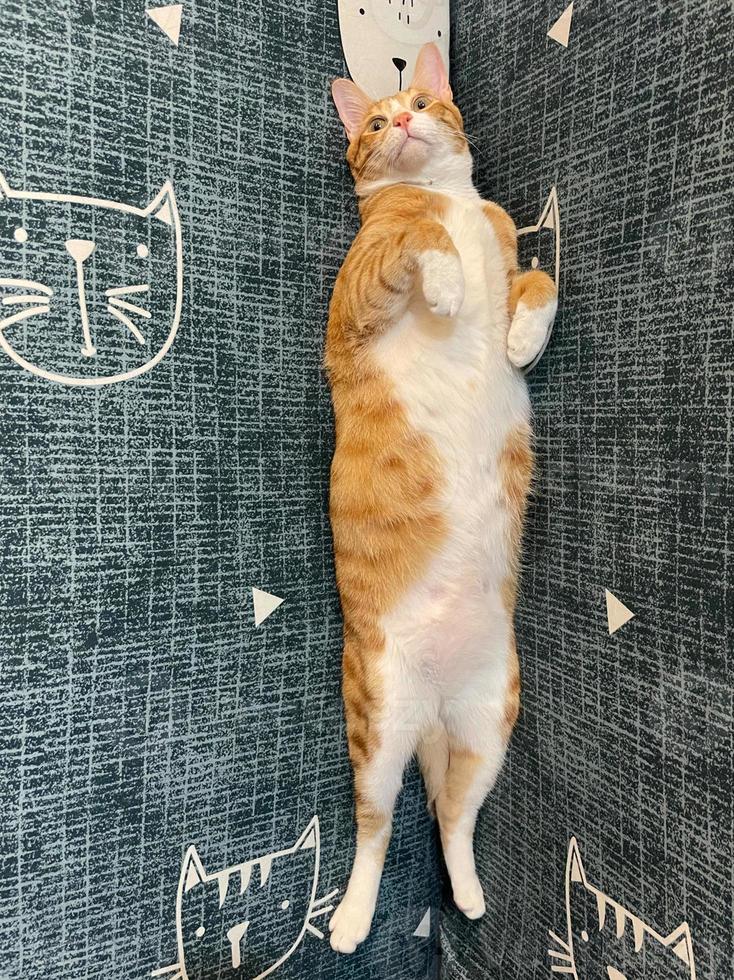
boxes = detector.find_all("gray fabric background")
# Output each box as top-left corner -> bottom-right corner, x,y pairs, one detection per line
443,1 -> 733,978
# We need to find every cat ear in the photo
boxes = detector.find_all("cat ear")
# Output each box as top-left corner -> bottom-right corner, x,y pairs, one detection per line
567,837 -> 587,885
409,43 -> 452,101
664,922 -> 695,967
180,845 -> 207,893
144,180 -> 178,226
0,172 -> 10,199
331,79 -> 372,141
293,815 -> 319,852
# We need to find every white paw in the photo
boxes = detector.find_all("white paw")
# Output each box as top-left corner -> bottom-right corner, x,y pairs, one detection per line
507,299 -> 557,368
453,872 -> 486,920
328,895 -> 374,954
420,249 -> 465,317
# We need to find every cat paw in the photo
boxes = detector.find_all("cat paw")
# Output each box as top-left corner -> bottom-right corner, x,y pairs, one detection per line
507,299 -> 557,368
453,873 -> 486,920
328,895 -> 374,953
420,250 -> 465,317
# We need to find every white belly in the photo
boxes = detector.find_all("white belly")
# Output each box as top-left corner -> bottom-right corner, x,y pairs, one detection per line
371,196 -> 530,688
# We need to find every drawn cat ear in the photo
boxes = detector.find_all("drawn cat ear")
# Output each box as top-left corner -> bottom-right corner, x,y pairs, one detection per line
293,815 -> 320,852
144,180 -> 178,226
331,79 -> 372,141
567,837 -> 588,886
180,845 -> 207,893
664,922 -> 695,967
0,172 -> 10,199
409,43 -> 452,102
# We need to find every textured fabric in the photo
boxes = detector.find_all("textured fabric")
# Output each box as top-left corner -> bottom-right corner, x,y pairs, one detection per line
0,2 -> 441,978
444,1 -> 733,978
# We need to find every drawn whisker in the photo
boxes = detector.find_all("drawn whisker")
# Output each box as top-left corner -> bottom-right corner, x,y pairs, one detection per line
108,297 -> 152,319
548,931 -> 571,953
305,923 -> 324,940
550,967 -> 575,975
312,887 -> 339,906
308,905 -> 334,919
108,304 -> 146,345
0,305 -> 50,331
0,277 -> 53,295
548,948 -> 573,961
106,283 -> 150,297
2,295 -> 52,306
150,965 -> 182,978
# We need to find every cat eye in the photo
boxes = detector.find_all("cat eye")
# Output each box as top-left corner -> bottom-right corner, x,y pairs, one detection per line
369,117 -> 387,132
137,243 -> 149,259
412,96 -> 430,111
13,227 -> 28,243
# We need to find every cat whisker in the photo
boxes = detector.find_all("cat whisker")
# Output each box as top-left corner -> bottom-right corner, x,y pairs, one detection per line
0,277 -> 53,296
312,887 -> 339,906
2,295 -> 53,306
550,967 -> 575,975
150,965 -> 182,978
548,948 -> 573,961
0,305 -> 50,331
308,905 -> 334,919
548,930 -> 571,953
305,923 -> 324,940
108,305 -> 146,345
108,297 -> 152,320
106,283 -> 150,297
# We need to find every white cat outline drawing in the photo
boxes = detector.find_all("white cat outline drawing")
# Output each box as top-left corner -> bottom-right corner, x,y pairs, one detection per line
337,0 -> 450,99
549,837 -> 697,980
0,172 -> 183,386
516,186 -> 561,372
153,815 -> 338,980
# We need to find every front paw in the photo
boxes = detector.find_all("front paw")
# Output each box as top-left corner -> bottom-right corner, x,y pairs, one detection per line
507,298 -> 557,368
420,250 -> 465,317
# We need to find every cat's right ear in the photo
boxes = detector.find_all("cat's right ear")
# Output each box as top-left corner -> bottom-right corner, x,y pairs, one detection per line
331,79 -> 372,141
180,845 -> 207,893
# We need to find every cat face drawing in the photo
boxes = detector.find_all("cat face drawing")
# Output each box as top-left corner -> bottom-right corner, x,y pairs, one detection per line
0,172 -> 183,387
337,0 -> 450,99
516,186 -> 560,372
153,816 -> 337,980
549,838 -> 697,980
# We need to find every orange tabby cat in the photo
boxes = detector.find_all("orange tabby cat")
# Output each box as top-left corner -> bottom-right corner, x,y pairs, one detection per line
326,43 -> 557,954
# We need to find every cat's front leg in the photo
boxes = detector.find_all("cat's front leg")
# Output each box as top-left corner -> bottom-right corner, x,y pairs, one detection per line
419,248 -> 465,317
506,269 -> 557,368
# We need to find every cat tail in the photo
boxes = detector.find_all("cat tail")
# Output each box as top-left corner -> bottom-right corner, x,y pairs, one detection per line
417,726 -> 449,816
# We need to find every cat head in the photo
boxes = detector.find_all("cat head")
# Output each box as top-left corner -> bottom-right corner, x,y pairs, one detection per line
174,817 -> 321,980
332,43 -> 468,192
0,172 -> 183,387
550,838 -> 697,980
337,0 -> 450,100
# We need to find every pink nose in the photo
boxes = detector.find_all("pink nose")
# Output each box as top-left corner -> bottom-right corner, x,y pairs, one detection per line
393,111 -> 413,129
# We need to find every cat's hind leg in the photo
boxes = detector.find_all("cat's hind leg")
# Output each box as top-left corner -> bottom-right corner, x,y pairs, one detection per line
329,649 -> 425,954
506,269 -> 557,369
436,645 -> 520,918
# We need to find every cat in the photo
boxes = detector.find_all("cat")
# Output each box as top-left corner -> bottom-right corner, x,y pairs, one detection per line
548,838 -> 697,980
326,42 -> 558,953
0,171 -> 183,387
152,816 -> 338,980
338,0 -> 450,99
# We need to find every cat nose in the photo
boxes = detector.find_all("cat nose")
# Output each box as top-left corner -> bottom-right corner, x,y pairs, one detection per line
392,57 -> 407,72
65,239 -> 96,263
394,111 -> 413,129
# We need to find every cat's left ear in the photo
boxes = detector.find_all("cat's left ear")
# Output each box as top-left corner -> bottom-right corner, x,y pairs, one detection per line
293,815 -> 319,852
409,43 -> 453,102
144,180 -> 178,226
331,79 -> 372,141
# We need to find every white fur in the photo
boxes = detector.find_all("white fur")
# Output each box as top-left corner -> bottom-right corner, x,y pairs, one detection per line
507,297 -> 558,368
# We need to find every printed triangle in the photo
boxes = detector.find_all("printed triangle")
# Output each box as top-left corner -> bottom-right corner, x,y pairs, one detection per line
146,4 -> 183,46
605,589 -> 635,634
252,587 -> 284,626
413,908 -> 431,938
548,2 -> 573,47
